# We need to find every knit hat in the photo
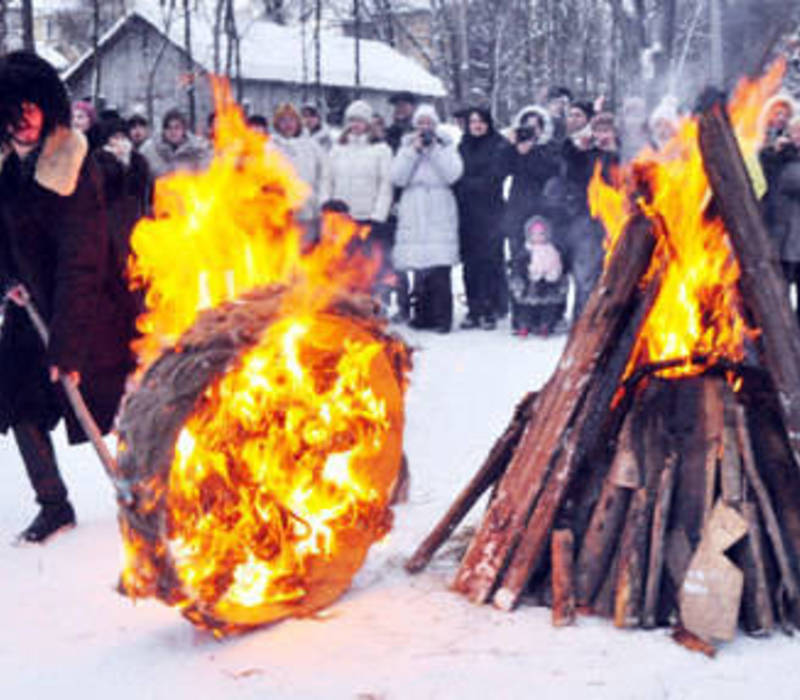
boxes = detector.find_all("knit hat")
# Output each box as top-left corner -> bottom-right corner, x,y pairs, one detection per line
648,95 -> 679,132
412,103 -> 440,127
72,100 -> 96,125
344,99 -> 373,123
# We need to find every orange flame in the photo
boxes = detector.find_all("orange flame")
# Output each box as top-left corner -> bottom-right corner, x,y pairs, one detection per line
120,79 -> 408,632
590,60 -> 785,379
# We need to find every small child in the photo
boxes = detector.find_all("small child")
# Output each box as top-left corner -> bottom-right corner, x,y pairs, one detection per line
509,215 -> 568,336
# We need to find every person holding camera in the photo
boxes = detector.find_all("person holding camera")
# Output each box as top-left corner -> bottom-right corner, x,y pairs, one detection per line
390,104 -> 463,333
501,106 -> 561,268
759,94 -> 797,244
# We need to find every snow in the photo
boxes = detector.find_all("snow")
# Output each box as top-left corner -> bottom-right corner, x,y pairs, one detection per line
2,309 -> 800,698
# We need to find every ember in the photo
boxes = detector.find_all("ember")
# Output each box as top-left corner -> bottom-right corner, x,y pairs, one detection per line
114,80 -> 410,634
409,61 -> 800,651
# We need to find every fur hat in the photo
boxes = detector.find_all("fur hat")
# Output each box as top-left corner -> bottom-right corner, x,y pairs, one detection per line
0,51 -> 71,144
273,103 -> 302,136
344,100 -> 373,123
412,103 -> 440,127
161,107 -> 187,131
512,104 -> 554,144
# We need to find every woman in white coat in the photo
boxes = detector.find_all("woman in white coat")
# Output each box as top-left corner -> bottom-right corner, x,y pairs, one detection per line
391,104 -> 463,332
327,99 -> 395,298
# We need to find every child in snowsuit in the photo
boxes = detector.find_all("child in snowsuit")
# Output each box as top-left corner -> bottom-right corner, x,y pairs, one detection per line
509,215 -> 568,336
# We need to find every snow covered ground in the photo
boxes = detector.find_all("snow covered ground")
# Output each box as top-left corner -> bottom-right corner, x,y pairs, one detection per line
2,313 -> 800,699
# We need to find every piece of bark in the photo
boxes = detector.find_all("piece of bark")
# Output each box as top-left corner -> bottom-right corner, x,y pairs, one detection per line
672,626 -> 717,658
643,457 -> 677,628
405,392 -> 537,574
453,215 -> 657,604
551,529 -> 576,627
679,500 -> 748,642
698,101 -> 800,470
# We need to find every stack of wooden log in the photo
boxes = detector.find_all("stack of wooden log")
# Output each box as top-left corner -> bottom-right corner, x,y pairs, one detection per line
407,95 -> 800,653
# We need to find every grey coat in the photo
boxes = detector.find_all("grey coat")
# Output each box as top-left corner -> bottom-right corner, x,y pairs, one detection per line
775,159 -> 800,262
390,130 -> 463,270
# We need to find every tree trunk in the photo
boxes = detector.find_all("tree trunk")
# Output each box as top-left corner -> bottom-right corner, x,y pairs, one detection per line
0,0 -> 7,55
21,0 -> 34,52
183,0 -> 196,131
91,0 -> 102,105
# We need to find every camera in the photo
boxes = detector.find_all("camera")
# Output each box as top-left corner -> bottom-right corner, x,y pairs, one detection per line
420,130 -> 434,147
516,126 -> 536,143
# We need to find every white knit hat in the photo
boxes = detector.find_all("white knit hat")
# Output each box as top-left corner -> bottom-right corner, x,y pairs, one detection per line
412,103 -> 440,127
344,99 -> 373,123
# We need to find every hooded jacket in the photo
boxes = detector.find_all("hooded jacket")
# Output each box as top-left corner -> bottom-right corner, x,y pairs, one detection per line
390,123 -> 464,270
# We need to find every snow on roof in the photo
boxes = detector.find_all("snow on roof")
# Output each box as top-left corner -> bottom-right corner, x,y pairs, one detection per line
63,7 -> 445,98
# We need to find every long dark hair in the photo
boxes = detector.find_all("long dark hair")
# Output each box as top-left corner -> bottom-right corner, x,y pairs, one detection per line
0,51 -> 71,146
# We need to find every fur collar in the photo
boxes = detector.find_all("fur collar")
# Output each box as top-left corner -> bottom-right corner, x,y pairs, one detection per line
35,127 -> 88,196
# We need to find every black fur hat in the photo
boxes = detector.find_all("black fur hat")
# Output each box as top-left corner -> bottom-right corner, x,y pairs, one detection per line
0,51 -> 71,145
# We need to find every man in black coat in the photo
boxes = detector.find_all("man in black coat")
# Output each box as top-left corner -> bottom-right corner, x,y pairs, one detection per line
0,52 -> 136,544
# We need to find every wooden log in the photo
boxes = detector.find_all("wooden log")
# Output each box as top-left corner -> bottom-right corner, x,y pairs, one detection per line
736,404 -> 800,607
452,215 -> 657,604
551,529 -> 576,627
743,373 -> 800,629
702,378 -> 725,528
698,100 -> 800,470
614,382 -> 670,628
492,266 -> 664,611
574,412 -> 636,606
643,456 -> 677,628
739,501 -> 775,635
720,387 -> 743,504
405,392 -> 537,574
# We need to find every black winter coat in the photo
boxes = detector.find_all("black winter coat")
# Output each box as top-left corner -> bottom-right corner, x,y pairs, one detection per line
501,141 -> 561,254
455,131 -> 507,261
0,128 -> 136,443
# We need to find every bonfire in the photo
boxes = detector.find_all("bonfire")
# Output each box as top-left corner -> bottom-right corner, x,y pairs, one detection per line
113,80 -> 411,635
409,61 -> 800,654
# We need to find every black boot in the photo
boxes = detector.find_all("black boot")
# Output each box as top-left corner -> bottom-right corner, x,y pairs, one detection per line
17,501 -> 76,544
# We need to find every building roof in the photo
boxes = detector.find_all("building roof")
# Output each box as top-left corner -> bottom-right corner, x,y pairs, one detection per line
62,8 -> 445,97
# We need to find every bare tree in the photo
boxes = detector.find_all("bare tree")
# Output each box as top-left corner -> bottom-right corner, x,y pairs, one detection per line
91,0 -> 101,104
0,0 -> 7,55
182,0 -> 196,129
21,0 -> 34,52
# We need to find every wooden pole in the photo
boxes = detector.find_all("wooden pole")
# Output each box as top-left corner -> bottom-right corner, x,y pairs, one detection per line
698,99 -> 800,472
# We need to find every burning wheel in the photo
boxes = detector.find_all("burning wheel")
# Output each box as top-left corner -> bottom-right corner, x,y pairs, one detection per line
116,287 -> 410,633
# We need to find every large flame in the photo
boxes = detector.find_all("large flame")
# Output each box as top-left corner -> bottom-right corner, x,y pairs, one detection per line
119,80 -> 408,632
590,60 -> 785,378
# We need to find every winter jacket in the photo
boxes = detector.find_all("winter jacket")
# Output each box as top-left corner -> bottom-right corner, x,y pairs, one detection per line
271,132 -> 330,222
528,241 -> 563,283
774,156 -> 800,262
390,130 -> 464,270
326,134 -> 393,222
0,127 -> 136,443
501,131 -> 561,254
139,131 -> 211,179
454,129 -> 508,261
